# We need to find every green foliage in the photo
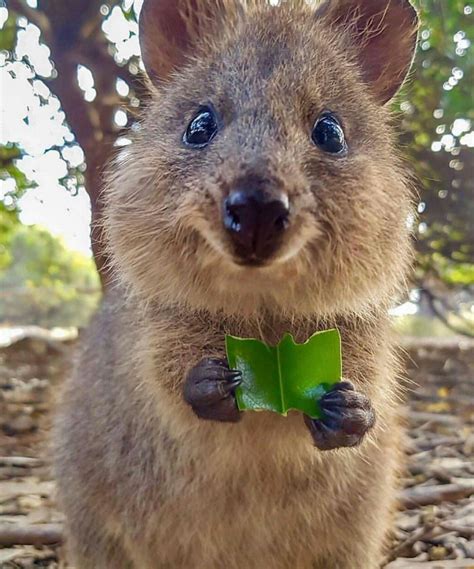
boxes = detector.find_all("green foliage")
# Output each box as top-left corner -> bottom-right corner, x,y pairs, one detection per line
0,12 -> 30,254
399,0 -> 474,287
0,205 -> 18,271
0,225 -> 101,328
0,11 -> 17,51
0,143 -> 37,269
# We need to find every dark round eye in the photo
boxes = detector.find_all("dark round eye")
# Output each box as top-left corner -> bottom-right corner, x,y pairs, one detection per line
311,113 -> 347,155
183,107 -> 218,148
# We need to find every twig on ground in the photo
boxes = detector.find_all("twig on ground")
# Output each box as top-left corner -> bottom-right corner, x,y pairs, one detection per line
0,523 -> 63,547
400,483 -> 474,508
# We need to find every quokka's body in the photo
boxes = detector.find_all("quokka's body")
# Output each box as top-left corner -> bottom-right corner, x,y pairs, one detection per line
54,1 -> 419,567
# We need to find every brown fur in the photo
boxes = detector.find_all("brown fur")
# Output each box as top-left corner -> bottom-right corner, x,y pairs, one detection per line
54,1 -> 419,567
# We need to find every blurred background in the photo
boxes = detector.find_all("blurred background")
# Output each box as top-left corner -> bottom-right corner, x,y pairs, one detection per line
0,1 -> 472,568
0,0 -> 473,337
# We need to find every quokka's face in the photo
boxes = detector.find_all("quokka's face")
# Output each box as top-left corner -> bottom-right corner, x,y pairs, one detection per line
106,1 -> 418,316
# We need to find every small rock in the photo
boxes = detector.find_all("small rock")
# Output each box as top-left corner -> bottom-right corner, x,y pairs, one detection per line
462,540 -> 474,557
428,545 -> 449,561
3,415 -> 35,435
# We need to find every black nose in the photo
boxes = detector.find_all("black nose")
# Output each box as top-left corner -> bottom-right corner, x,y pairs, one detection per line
223,189 -> 290,263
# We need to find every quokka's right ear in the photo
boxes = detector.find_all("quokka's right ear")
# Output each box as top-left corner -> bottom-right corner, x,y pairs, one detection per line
139,0 -> 242,84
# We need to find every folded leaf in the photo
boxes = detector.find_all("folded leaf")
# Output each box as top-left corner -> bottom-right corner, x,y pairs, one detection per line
225,329 -> 342,419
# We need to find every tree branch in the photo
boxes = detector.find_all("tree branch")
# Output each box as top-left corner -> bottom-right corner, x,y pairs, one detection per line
7,0 -> 51,39
400,482 -> 474,509
421,288 -> 474,338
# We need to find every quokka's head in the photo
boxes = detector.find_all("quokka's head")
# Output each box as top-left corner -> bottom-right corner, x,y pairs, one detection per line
105,0 -> 419,318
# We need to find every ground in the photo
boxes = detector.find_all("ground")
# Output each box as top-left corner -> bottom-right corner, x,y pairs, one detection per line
0,332 -> 473,568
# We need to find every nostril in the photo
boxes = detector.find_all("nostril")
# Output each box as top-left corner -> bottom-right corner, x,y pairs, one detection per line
230,214 -> 241,233
224,201 -> 241,233
274,212 -> 289,233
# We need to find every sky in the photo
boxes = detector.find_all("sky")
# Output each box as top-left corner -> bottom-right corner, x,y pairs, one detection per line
1,51 -> 93,254
0,0 -> 143,256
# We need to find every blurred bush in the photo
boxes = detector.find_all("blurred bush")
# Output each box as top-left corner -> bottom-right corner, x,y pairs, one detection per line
0,224 -> 101,327
401,0 -> 473,290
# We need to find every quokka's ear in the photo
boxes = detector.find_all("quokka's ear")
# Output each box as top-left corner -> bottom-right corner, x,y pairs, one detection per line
316,0 -> 419,103
139,0 -> 241,84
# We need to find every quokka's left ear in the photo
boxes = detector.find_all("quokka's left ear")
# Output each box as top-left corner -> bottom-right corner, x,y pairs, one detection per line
316,0 -> 420,103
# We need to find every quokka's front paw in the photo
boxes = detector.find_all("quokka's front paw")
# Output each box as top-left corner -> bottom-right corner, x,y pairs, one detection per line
184,358 -> 242,423
305,381 -> 375,451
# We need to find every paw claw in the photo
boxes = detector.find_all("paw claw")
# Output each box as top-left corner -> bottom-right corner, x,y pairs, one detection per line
219,377 -> 242,396
227,370 -> 243,380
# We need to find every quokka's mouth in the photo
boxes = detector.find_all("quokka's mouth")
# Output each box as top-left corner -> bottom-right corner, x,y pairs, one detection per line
232,256 -> 270,268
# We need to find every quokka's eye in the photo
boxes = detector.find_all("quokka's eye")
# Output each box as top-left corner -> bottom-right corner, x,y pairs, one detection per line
311,113 -> 347,155
183,106 -> 218,148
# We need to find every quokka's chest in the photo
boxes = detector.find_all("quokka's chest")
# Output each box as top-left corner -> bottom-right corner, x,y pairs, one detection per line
136,452 -> 341,569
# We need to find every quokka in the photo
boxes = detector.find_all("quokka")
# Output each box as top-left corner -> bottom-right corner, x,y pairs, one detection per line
54,1 -> 419,567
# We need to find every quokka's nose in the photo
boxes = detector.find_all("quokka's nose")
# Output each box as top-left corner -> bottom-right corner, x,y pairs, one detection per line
223,189 -> 290,264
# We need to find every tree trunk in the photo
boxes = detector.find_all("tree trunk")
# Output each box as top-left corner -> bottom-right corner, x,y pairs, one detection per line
9,0 -> 146,287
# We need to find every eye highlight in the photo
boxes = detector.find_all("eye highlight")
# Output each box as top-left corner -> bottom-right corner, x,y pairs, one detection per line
311,113 -> 347,155
183,106 -> 218,148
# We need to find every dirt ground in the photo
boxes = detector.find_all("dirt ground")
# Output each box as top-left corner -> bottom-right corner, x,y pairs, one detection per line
0,332 -> 473,569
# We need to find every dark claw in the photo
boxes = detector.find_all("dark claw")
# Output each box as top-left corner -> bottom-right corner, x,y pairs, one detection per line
305,381 -> 375,451
184,357 -> 242,423
221,377 -> 243,393
227,371 -> 243,381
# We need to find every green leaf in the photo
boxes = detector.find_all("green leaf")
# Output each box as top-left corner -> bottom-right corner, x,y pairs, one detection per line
0,14 -> 18,52
225,329 -> 342,419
